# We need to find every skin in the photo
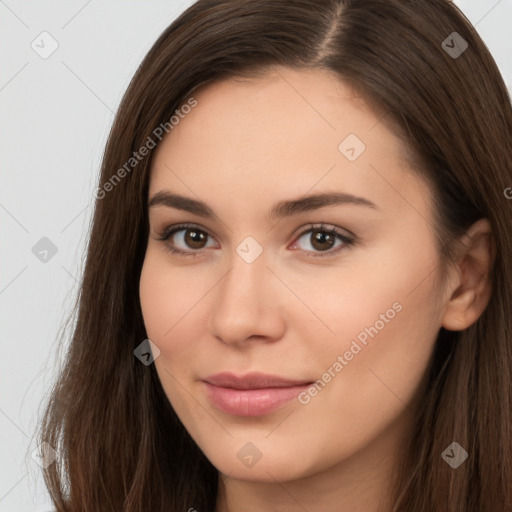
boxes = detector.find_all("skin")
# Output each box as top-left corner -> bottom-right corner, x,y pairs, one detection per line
139,66 -> 493,512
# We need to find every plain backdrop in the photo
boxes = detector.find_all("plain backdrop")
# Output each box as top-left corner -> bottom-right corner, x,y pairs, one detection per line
1,1 -> 511,510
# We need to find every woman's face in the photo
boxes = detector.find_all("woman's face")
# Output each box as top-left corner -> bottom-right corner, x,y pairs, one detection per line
139,67 -> 449,484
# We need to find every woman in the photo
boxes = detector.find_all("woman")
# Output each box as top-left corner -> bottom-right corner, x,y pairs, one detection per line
37,0 -> 512,510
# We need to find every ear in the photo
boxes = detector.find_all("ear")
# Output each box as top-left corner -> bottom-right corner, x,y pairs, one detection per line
441,218 -> 495,331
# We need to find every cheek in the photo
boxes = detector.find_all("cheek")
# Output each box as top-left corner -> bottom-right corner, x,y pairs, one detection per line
277,257 -> 441,473
299,223 -> 439,371
138,249 -> 226,413
296,231 -> 440,358
139,250 -> 212,348
139,254 -> 207,417
296,231 -> 442,429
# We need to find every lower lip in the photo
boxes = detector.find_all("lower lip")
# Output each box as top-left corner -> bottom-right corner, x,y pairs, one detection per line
203,382 -> 311,417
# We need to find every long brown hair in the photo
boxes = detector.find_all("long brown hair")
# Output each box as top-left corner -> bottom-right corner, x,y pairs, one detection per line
36,0 -> 512,510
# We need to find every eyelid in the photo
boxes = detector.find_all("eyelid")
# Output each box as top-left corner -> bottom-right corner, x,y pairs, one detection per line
155,222 -> 215,239
289,222 -> 355,242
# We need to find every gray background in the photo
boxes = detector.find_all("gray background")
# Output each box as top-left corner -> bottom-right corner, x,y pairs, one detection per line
1,1 -> 511,510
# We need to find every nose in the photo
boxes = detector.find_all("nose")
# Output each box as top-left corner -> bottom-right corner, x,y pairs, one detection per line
207,248 -> 286,347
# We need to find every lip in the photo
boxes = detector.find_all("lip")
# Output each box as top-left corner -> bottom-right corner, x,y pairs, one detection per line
202,371 -> 314,417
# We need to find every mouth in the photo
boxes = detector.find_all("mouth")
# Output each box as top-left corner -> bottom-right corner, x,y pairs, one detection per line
202,371 -> 314,417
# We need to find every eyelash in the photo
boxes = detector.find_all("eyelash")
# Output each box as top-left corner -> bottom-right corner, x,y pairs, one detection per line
154,222 -> 355,259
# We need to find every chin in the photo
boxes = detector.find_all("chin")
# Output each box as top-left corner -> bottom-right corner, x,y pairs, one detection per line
203,441 -> 321,483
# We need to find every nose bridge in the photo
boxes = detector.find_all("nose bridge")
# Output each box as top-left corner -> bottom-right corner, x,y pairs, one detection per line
219,243 -> 269,310
208,240 -> 283,344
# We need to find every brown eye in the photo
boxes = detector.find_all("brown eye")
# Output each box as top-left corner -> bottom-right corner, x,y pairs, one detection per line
290,223 -> 354,258
310,229 -> 337,251
156,222 -> 354,259
182,228 -> 208,249
156,224 -> 217,257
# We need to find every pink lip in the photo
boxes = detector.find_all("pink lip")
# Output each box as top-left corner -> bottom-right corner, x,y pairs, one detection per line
202,371 -> 313,417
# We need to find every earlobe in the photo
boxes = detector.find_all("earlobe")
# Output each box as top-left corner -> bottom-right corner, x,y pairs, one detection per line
441,218 -> 494,332
441,289 -> 478,331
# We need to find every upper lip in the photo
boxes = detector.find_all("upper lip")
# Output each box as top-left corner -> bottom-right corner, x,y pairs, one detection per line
203,371 -> 313,390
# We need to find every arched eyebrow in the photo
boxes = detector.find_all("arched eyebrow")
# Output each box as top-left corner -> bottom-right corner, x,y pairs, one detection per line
148,190 -> 379,221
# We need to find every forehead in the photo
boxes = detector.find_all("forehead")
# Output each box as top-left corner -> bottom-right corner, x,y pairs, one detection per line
148,66 -> 431,221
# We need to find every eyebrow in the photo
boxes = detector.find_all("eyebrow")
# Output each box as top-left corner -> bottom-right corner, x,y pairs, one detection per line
147,190 -> 378,220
